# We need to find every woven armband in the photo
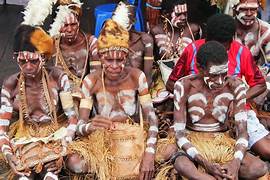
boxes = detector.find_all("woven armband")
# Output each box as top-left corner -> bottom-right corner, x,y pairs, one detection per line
80,97 -> 93,109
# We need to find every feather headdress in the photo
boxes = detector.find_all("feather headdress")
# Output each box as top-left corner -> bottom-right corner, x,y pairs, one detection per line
49,0 -> 83,37
22,0 -> 57,26
112,1 -> 135,30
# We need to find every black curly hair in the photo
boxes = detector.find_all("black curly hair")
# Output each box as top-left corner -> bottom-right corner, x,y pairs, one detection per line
161,0 -> 186,14
13,24 -> 37,53
196,41 -> 228,70
206,14 -> 236,43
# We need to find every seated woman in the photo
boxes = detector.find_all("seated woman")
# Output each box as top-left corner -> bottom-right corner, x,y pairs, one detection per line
66,19 -> 158,180
172,41 -> 267,179
0,25 -> 77,180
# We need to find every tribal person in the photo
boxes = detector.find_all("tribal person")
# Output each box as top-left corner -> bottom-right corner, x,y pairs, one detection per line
49,0 -> 98,100
150,0 -> 202,103
173,41 -> 267,180
66,19 -> 158,180
111,1 -> 154,86
0,25 -> 78,179
166,14 -> 270,161
233,0 -> 270,67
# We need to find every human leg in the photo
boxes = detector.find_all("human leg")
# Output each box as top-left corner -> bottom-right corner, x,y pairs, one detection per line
239,152 -> 267,179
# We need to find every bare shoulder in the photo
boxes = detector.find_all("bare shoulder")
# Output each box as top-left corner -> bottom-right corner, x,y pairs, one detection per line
47,66 -> 66,80
2,73 -> 19,90
141,32 -> 154,44
175,74 -> 198,91
85,70 -> 101,83
188,23 -> 201,33
127,67 -> 146,86
226,76 -> 247,93
151,24 -> 164,35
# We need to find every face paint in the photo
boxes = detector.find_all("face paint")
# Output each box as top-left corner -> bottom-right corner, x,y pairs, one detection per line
235,2 -> 258,26
171,4 -> 187,28
60,13 -> 80,43
203,63 -> 228,89
15,51 -> 44,78
209,63 -> 228,75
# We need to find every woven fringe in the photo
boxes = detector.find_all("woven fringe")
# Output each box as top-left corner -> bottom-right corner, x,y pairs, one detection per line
155,137 -> 175,163
68,130 -> 111,180
187,131 -> 235,164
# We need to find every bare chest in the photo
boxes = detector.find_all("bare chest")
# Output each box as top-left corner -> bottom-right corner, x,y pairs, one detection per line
61,43 -> 88,77
187,89 -> 234,124
13,85 -> 59,123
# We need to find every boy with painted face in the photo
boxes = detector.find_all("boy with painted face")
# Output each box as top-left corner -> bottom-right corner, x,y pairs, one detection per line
233,0 -> 270,67
65,19 -> 158,180
0,25 -> 78,180
173,41 -> 267,180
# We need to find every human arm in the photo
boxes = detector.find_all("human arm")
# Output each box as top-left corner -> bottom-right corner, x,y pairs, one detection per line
88,35 -> 101,72
166,48 -> 189,93
142,33 -> 154,86
137,71 -> 158,180
58,74 -> 78,144
76,74 -> 112,136
241,48 -> 266,100
0,77 -> 28,176
221,79 -> 249,179
173,79 -> 229,179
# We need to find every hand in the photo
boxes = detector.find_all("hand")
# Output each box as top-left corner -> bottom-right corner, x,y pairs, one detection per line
62,130 -> 75,147
6,154 -> 30,177
203,161 -> 232,180
221,159 -> 241,180
91,115 -> 113,130
44,158 -> 63,175
139,152 -> 155,180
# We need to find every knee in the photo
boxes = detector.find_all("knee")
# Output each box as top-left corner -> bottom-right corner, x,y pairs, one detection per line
66,154 -> 86,174
173,156 -> 187,173
241,158 -> 267,179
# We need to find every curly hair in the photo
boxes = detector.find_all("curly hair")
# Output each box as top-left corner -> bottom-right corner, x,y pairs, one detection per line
197,41 -> 228,70
161,0 -> 186,14
206,14 -> 236,43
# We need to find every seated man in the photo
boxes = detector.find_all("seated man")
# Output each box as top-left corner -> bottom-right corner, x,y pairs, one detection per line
151,0 -> 201,103
0,25 -> 77,179
167,13 -> 270,161
173,41 -> 267,179
66,19 -> 158,180
49,1 -> 98,100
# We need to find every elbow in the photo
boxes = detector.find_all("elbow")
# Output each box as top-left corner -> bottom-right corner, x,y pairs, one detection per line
166,79 -> 174,93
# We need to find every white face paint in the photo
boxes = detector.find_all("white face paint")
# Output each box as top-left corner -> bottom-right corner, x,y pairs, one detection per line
203,63 -> 228,89
170,4 -> 187,28
236,2 -> 258,26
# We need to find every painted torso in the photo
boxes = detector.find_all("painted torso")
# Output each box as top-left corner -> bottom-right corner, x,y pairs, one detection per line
59,33 -> 88,78
174,75 -> 247,131
235,19 -> 270,64
4,68 -> 65,124
152,23 -> 200,59
82,67 -> 148,122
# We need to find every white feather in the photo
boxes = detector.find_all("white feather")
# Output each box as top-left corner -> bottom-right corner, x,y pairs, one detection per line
49,5 -> 71,37
22,0 -> 57,26
112,2 -> 130,30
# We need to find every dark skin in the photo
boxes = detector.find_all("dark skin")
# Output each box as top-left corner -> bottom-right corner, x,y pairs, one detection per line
68,51 -> 158,179
128,30 -> 154,86
151,7 -> 201,60
3,57 -> 72,179
173,63 -> 266,180
166,40 -> 267,100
